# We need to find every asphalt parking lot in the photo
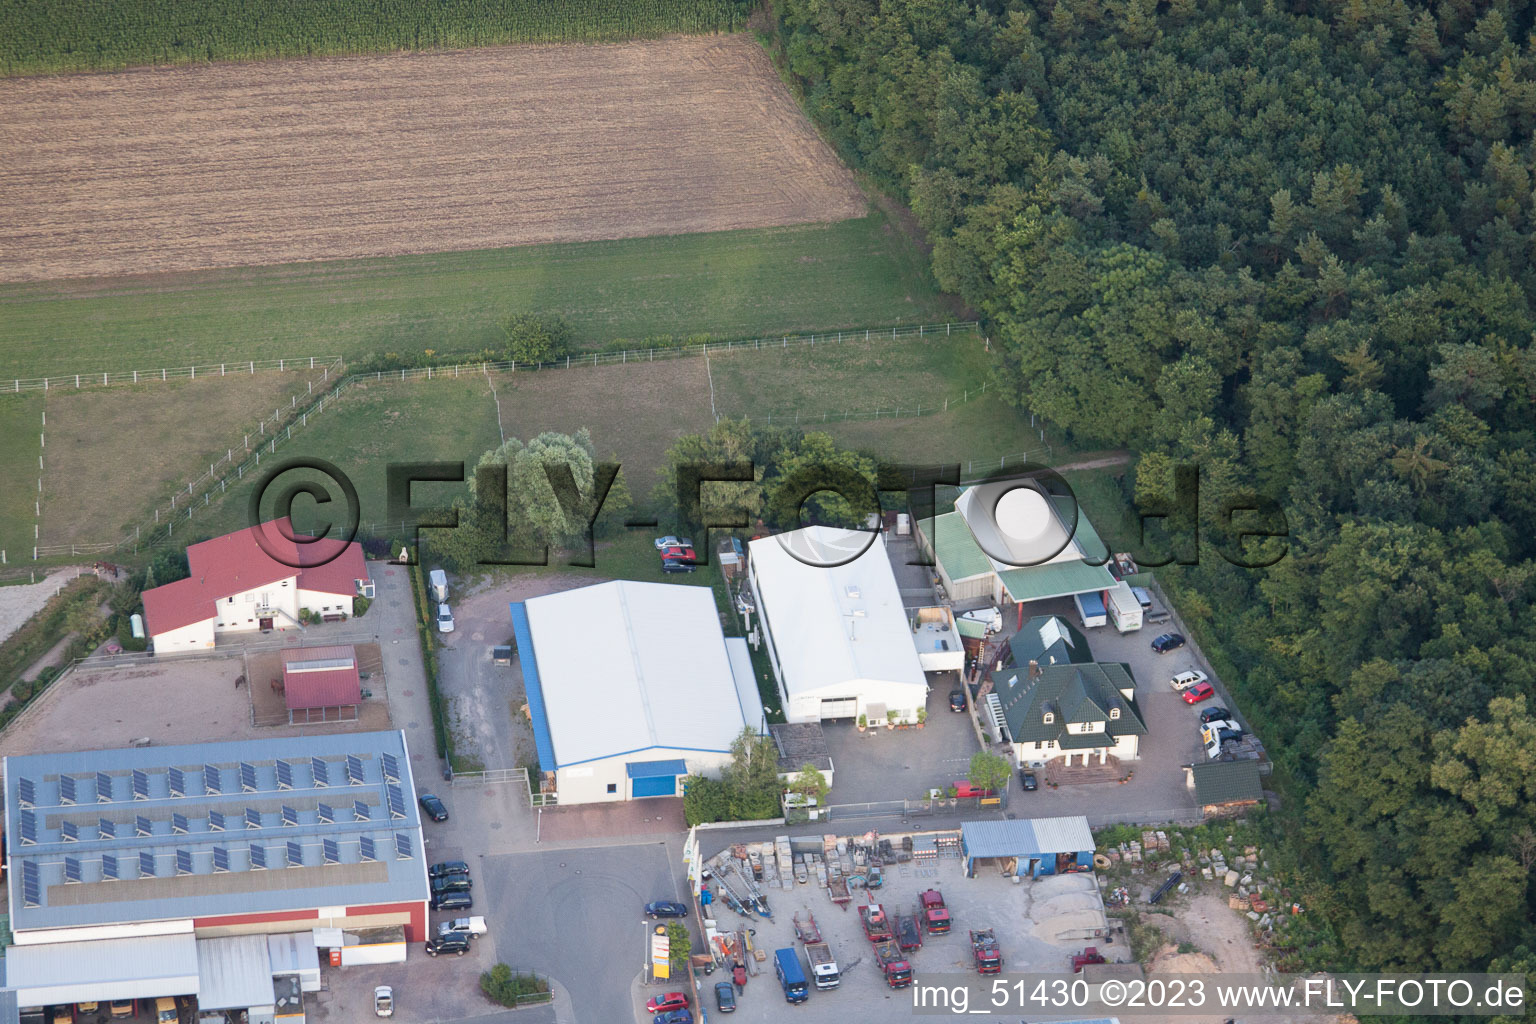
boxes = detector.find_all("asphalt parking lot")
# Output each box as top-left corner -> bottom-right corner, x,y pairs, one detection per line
484,842 -> 682,1024
817,677 -> 981,806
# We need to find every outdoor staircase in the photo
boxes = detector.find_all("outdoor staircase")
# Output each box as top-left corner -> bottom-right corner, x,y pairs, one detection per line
984,692 -> 1007,738
1045,755 -> 1126,786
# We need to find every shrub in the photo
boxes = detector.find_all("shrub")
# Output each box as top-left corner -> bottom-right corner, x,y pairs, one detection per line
353,596 -> 372,617
479,964 -> 550,1007
500,313 -> 573,364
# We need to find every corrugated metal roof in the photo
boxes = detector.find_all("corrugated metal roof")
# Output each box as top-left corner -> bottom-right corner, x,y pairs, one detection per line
1028,815 -> 1095,854
518,582 -> 756,769
725,637 -> 767,735
3,731 -> 427,933
960,820 -> 1039,859
197,935 -> 276,1010
921,513 -> 994,582
998,560 -> 1117,603
0,987 -> 18,1024
922,502 -> 1117,601
279,645 -> 357,667
509,602 -> 555,774
748,528 -> 927,702
267,932 -> 320,976
4,933 -> 199,1005
961,816 -> 1094,860
282,665 -> 361,711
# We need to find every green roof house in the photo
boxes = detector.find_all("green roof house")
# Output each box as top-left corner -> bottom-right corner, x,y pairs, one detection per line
994,656 -> 1147,768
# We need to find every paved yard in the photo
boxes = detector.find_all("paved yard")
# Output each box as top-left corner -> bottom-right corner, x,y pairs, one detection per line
485,842 -> 682,1024
819,680 -> 981,806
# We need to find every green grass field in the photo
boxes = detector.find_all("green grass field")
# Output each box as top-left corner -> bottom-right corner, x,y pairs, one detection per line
0,215 -> 954,378
0,0 -> 748,76
0,393 -> 42,559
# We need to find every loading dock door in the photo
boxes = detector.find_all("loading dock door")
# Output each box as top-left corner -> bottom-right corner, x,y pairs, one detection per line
626,758 -> 687,799
820,698 -> 858,720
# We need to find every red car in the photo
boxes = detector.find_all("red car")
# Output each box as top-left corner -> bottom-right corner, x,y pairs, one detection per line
659,546 -> 697,562
646,993 -> 690,1014
953,781 -> 996,798
1181,681 -> 1216,704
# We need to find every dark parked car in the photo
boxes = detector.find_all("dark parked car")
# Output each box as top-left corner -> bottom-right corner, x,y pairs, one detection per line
646,900 -> 689,918
431,875 -> 472,894
429,860 -> 470,880
660,559 -> 696,574
1150,632 -> 1186,654
418,793 -> 449,822
425,933 -> 471,957
1199,706 -> 1232,724
1018,769 -> 1038,791
713,981 -> 736,1013
948,687 -> 967,712
431,890 -> 473,912
653,1012 -> 694,1024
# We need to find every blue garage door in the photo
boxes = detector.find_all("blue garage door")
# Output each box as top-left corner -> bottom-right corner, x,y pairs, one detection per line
627,758 -> 687,798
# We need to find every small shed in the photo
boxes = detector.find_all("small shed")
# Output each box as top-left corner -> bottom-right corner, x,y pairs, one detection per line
961,815 -> 1095,878
280,645 -> 361,724
1187,760 -> 1263,818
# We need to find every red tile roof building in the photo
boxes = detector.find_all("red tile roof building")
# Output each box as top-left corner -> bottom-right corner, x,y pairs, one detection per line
142,519 -> 368,652
281,645 -> 363,723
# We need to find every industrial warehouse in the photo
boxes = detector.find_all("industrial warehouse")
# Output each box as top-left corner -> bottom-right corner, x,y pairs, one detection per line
2,731 -> 428,1020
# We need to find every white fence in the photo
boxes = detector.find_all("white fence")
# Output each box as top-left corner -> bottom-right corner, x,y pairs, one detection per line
32,322 -> 984,559
3,356 -> 340,394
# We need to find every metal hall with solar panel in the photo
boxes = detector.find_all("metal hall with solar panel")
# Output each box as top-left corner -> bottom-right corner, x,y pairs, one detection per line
2,730 -> 428,1016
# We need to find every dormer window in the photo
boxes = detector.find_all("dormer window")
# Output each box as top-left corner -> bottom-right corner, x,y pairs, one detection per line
1042,712 -> 1054,724
1109,708 -> 1120,720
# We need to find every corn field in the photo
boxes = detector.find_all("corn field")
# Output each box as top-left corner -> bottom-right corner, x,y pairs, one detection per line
0,0 -> 751,75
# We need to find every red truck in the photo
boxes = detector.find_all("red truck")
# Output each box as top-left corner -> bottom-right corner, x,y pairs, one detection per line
970,928 -> 1003,974
858,903 -> 893,945
871,939 -> 914,988
1072,947 -> 1107,972
895,913 -> 923,953
919,889 -> 951,934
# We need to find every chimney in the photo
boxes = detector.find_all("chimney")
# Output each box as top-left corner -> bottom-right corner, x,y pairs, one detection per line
1029,659 -> 1041,681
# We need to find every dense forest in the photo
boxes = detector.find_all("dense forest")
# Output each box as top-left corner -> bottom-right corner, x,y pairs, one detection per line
769,0 -> 1536,977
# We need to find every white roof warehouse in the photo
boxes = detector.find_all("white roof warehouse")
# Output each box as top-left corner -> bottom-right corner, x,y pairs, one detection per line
510,580 -> 765,805
748,526 -> 929,725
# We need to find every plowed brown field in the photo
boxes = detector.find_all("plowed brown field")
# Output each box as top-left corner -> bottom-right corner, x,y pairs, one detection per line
0,35 -> 865,283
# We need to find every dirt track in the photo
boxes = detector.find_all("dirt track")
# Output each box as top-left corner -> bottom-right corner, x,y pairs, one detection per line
0,36 -> 865,282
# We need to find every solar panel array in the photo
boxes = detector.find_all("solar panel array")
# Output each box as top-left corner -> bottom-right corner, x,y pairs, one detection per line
22,861 -> 41,907
10,740 -> 419,912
